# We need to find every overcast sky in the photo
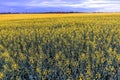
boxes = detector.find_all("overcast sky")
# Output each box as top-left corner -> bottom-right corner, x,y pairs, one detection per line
0,0 -> 120,12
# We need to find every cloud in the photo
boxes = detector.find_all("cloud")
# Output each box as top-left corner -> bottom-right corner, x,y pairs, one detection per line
26,0 -> 120,11
84,0 -> 120,12
97,6 -> 120,12
0,0 -> 120,12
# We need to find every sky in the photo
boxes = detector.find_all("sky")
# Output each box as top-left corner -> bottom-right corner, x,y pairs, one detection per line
0,0 -> 120,12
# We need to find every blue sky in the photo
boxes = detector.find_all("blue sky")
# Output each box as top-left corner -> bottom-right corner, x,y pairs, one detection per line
0,0 -> 120,12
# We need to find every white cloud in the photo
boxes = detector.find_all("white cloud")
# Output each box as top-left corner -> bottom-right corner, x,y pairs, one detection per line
26,0 -> 120,10
27,1 -> 73,7
96,6 -> 120,12
84,0 -> 120,12
1,0 -> 120,12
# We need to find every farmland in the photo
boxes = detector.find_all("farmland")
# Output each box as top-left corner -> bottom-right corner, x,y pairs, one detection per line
0,13 -> 120,80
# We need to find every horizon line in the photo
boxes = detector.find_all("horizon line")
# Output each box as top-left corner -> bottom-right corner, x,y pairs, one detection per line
0,11 -> 120,14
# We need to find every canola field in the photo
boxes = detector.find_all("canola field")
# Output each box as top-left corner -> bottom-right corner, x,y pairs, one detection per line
0,13 -> 120,80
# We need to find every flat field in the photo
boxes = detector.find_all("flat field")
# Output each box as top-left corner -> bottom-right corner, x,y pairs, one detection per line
0,13 -> 120,80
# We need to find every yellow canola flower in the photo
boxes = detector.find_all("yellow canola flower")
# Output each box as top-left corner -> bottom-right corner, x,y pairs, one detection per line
2,52 -> 9,58
12,63 -> 19,70
19,53 -> 26,60
36,68 -> 41,73
79,78 -> 83,80
117,54 -> 120,61
0,72 -> 4,79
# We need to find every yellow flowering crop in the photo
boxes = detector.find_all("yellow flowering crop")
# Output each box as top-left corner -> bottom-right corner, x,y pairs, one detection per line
0,13 -> 120,80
